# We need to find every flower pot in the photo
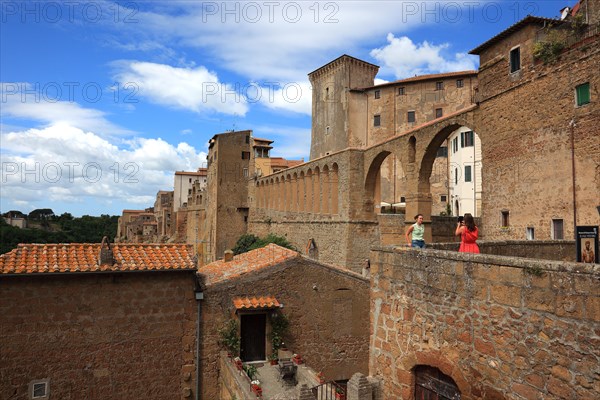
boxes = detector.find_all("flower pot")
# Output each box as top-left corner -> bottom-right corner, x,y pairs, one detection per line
251,384 -> 263,397
335,393 -> 345,400
270,359 -> 278,365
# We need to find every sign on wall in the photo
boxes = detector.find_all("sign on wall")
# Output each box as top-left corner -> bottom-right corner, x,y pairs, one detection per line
576,226 -> 599,264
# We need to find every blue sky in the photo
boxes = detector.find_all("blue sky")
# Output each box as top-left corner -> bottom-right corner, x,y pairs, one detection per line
1,0 -> 571,216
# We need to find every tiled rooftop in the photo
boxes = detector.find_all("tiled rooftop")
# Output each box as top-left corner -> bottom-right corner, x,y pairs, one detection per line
0,243 -> 196,275
198,243 -> 299,286
233,296 -> 281,310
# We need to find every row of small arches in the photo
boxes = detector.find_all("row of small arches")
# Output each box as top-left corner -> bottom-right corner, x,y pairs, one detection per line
256,164 -> 339,215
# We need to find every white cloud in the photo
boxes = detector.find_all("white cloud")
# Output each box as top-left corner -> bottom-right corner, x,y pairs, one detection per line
370,33 -> 478,78
1,124 -> 207,212
1,83 -> 133,136
254,125 -> 311,160
257,81 -> 312,116
113,61 -> 248,116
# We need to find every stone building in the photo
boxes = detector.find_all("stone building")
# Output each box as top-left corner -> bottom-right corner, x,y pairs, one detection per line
196,243 -> 370,400
154,190 -> 174,238
174,169 -> 208,213
0,241 -> 198,400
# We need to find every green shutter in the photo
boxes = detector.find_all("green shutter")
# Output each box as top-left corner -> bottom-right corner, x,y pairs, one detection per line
577,83 -> 590,106
465,166 -> 472,182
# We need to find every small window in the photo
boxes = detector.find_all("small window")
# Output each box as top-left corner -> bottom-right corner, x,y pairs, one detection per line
526,227 -> 535,240
440,195 -> 447,202
374,90 -> 381,99
373,114 -> 381,127
243,168 -> 248,177
400,196 -> 406,203
407,111 -> 416,123
501,210 -> 510,227
465,165 -> 472,182
454,168 -> 458,185
435,108 -> 443,118
576,82 -> 590,106
435,81 -> 444,90
30,380 -> 49,399
510,47 -> 521,73
245,135 -> 250,144
398,87 -> 405,95
461,131 -> 474,147
436,146 -> 448,157
456,79 -> 464,88
242,151 -> 250,160
453,137 -> 458,153
552,219 -> 564,239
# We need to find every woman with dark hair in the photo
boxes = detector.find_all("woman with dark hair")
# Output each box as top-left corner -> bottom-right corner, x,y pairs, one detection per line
406,214 -> 426,248
455,213 -> 480,253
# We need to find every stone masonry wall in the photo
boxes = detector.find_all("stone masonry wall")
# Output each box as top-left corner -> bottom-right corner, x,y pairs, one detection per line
198,256 -> 370,400
0,272 -> 198,400
369,246 -> 600,399
429,240 -> 576,262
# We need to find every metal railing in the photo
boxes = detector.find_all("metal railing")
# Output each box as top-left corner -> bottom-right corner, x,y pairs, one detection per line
311,381 -> 347,400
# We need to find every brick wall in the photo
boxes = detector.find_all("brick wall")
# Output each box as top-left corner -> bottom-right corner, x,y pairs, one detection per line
198,256 -> 370,400
369,246 -> 600,399
0,272 -> 198,400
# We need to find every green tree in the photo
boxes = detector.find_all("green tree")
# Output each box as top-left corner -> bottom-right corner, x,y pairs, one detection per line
232,233 -> 295,255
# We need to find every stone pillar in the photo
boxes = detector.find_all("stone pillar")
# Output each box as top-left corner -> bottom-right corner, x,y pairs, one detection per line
347,373 -> 372,400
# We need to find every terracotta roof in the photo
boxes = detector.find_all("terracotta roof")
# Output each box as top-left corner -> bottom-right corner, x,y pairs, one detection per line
0,243 -> 197,275
253,137 -> 274,144
122,209 -> 146,214
359,70 -> 477,90
198,243 -> 299,286
233,296 -> 281,310
470,16 -> 561,54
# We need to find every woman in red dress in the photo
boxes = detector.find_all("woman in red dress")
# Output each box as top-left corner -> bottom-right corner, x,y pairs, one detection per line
456,213 -> 480,253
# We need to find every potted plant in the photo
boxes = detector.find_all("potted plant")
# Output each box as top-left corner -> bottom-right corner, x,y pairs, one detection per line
250,380 -> 262,397
292,353 -> 303,364
317,371 -> 325,384
335,386 -> 345,400
270,312 -> 289,355
218,319 -> 240,358
268,353 -> 278,365
233,356 -> 243,371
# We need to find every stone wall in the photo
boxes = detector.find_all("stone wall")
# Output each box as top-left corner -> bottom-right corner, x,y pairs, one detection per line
430,240 -> 576,262
198,256 -> 370,399
476,24 -> 600,240
0,272 -> 198,400
369,246 -> 600,399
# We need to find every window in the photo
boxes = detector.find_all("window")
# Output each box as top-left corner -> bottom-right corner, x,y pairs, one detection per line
241,151 -> 250,159
435,108 -> 443,118
374,89 -> 381,99
326,126 -> 330,135
398,87 -> 405,95
452,137 -> 458,153
510,46 -> 521,73
465,165 -> 472,182
245,135 -> 250,144
456,79 -> 464,88
243,168 -> 249,178
30,380 -> 49,399
435,81 -> 444,90
454,168 -> 458,185
436,146 -> 448,157
400,196 -> 406,203
501,210 -> 510,227
527,227 -> 535,240
440,195 -> 447,202
373,114 -> 381,126
461,130 -> 474,147
407,111 -> 416,123
254,148 -> 270,158
552,219 -> 564,239
576,82 -> 590,106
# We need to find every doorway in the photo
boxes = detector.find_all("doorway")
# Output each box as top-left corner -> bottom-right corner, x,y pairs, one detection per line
240,313 -> 266,362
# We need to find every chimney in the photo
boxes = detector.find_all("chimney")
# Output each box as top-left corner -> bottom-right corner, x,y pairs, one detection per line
224,250 -> 234,262
99,236 -> 114,266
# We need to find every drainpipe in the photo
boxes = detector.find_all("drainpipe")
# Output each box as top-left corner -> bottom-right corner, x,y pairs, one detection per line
195,290 -> 204,400
570,118 -> 577,238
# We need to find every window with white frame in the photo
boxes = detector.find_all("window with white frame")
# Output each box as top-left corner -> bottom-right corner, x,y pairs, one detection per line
30,380 -> 49,400
374,89 -> 381,99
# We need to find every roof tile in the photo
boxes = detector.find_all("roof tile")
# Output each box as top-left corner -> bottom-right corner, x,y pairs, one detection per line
0,243 -> 197,275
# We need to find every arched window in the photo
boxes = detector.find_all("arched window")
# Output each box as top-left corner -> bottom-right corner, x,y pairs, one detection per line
414,365 -> 460,400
